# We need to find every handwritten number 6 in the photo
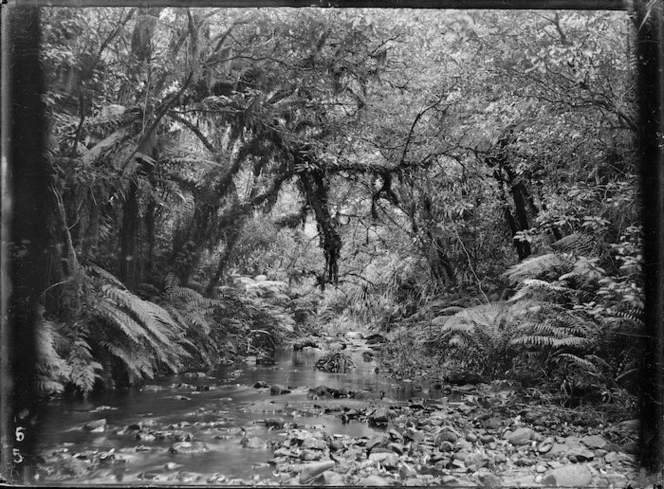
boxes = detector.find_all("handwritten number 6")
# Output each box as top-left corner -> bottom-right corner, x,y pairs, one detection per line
15,427 -> 25,442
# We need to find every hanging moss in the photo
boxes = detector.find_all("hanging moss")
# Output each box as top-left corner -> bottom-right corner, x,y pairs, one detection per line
295,149 -> 341,286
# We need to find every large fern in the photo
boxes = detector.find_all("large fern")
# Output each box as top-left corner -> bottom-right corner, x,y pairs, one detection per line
505,248 -> 641,396
424,302 -> 519,378
86,266 -> 189,383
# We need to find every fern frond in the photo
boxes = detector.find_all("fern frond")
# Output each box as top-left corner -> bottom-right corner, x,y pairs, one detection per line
511,335 -> 557,347
100,286 -> 180,347
100,341 -> 155,380
94,300 -> 145,343
37,377 -> 66,394
86,265 -> 126,289
184,311 -> 212,334
557,353 -> 597,372
165,285 -> 215,307
67,339 -> 101,394
504,253 -> 573,284
35,318 -> 71,382
164,271 -> 182,290
614,307 -> 644,325
551,337 -> 592,348
509,279 -> 570,302
551,233 -> 597,256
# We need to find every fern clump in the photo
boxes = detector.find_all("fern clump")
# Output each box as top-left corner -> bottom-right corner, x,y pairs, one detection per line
504,247 -> 642,402
422,302 -> 520,379
88,269 -> 189,385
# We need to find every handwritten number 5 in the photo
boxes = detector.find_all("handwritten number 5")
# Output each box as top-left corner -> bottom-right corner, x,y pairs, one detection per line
12,448 -> 23,464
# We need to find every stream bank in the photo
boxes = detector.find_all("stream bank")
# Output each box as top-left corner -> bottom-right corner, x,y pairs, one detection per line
32,337 -> 640,486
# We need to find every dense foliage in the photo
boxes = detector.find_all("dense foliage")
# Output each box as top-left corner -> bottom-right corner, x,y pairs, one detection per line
37,7 -> 640,402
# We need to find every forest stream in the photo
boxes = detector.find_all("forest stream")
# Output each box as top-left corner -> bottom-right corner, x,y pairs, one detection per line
32,337 -> 641,486
33,338 -> 421,484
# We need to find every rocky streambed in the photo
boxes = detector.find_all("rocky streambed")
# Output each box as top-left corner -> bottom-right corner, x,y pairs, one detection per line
32,339 -> 640,486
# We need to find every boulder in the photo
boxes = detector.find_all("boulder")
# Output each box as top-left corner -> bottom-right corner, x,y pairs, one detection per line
368,407 -> 390,426
299,461 -> 335,484
242,436 -> 268,450
505,427 -> 535,445
354,390 -> 384,401
168,441 -> 209,454
365,333 -> 387,344
566,446 -> 595,462
345,331 -> 365,340
478,471 -> 502,488
465,452 -> 491,470
447,370 -> 486,385
542,464 -> 593,487
581,434 -> 607,449
294,339 -> 318,351
605,451 -> 620,464
184,372 -> 207,379
269,384 -> 291,395
328,342 -> 347,351
358,475 -> 391,486
323,471 -> 345,485
264,418 -> 286,429
84,419 -> 107,432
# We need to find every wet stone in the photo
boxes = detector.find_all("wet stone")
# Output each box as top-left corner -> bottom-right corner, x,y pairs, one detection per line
270,384 -> 291,395
299,461 -> 335,484
301,449 -> 323,461
168,441 -> 209,454
83,419 -> 107,432
301,438 -> 328,450
263,417 -> 286,429
242,437 -> 268,450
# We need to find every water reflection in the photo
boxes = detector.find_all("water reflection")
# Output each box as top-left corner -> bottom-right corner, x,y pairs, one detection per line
33,345 -> 435,483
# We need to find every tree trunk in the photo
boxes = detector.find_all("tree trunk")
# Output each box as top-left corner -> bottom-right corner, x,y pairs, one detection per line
204,220 -> 245,296
119,182 -> 140,290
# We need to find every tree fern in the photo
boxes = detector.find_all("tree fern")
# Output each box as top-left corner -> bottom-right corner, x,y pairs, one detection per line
85,268 -> 190,384
99,340 -> 155,381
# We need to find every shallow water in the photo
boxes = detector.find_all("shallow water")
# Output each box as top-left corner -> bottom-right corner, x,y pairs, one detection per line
33,343 -> 435,484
